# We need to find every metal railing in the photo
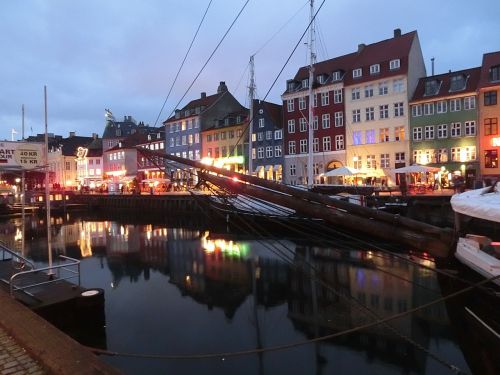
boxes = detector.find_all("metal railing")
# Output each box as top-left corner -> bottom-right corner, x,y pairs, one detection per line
0,240 -> 35,270
9,255 -> 80,298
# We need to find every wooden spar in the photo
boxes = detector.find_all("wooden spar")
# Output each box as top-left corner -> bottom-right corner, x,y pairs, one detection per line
139,148 -> 454,243
200,172 -> 451,257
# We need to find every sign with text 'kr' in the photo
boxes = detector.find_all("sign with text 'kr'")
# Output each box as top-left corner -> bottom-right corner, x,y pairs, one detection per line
0,141 -> 44,170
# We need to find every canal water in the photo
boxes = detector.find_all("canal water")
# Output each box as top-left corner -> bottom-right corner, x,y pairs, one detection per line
0,212 -> 489,374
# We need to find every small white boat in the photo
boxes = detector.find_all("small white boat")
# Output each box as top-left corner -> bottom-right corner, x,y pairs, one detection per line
451,183 -> 500,285
455,236 -> 500,286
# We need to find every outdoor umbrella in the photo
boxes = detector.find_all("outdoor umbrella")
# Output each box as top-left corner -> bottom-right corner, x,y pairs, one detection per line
324,166 -> 364,177
393,164 -> 439,173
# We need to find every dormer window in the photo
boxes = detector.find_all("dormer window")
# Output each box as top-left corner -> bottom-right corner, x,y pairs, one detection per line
302,79 -> 309,88
389,59 -> 401,70
332,71 -> 342,81
424,79 -> 440,96
489,65 -> 500,82
236,115 -> 242,123
184,110 -> 189,117
449,74 -> 467,92
370,64 -> 380,74
287,80 -> 296,91
353,68 -> 362,78
317,75 -> 325,84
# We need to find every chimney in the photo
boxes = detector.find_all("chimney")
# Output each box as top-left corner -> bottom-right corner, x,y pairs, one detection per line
394,28 -> 401,38
201,92 -> 206,98
431,57 -> 435,75
69,131 -> 75,137
357,43 -> 366,53
217,81 -> 228,93
92,133 -> 98,139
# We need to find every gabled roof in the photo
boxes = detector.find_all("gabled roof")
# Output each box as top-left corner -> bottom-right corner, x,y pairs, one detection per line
164,92 -> 224,123
254,99 -> 283,129
51,136 -> 94,156
411,67 -> 481,102
286,30 -> 418,92
478,51 -> 500,89
86,138 -> 103,157
104,132 -> 150,152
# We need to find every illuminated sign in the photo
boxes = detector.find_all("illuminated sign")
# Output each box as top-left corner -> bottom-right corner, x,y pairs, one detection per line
492,137 -> 500,147
201,231 -> 249,257
0,141 -> 43,170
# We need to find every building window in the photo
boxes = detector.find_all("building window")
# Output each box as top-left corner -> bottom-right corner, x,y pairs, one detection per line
299,97 -> 306,110
451,146 -> 476,162
311,137 -> 318,153
299,118 -> 307,132
322,114 -> 331,129
313,94 -> 318,107
288,119 -> 295,133
258,118 -> 265,128
413,127 -> 422,141
353,156 -> 362,170
489,65 -> 500,82
379,104 -> 389,119
333,89 -> 343,103
393,79 -> 404,93
290,164 -> 296,176
485,150 -> 498,168
389,59 -> 400,70
366,155 -> 376,169
312,116 -> 318,130
335,135 -> 344,150
423,103 -> 434,115
365,107 -> 375,121
353,131 -> 362,145
323,136 -> 331,151
317,75 -> 325,84
351,88 -> 361,100
395,152 -> 405,164
451,122 -> 461,137
450,98 -> 461,112
257,132 -> 264,141
228,130 -> 234,139
334,112 -> 343,127
302,78 -> 309,88
424,79 -> 440,96
353,68 -> 362,78
424,125 -> 435,139
484,118 -> 498,135
366,129 -> 375,144
380,153 -> 390,168
332,71 -> 342,81
287,99 -> 294,112
463,96 -> 476,110
370,64 -> 380,74
299,139 -> 308,154
437,124 -> 448,138
411,104 -> 422,117
266,146 -> 273,158
274,145 -> 282,157
364,85 -> 374,98
266,130 -> 273,140
352,110 -> 361,123
379,128 -> 389,142
436,100 -> 447,113
394,102 -> 404,117
321,92 -> 329,106
449,74 -> 466,91
288,141 -> 296,155
394,126 -> 405,141
274,129 -> 283,140
484,90 -> 497,106
465,121 -> 476,136
379,81 -> 388,95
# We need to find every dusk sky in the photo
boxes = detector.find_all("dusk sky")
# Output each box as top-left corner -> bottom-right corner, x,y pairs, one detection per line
1,0 -> 499,142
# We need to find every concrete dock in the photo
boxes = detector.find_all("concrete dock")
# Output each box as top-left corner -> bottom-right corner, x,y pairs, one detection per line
0,289 -> 119,375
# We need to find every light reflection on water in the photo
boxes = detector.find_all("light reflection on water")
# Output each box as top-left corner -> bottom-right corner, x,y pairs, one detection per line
0,214 -> 473,375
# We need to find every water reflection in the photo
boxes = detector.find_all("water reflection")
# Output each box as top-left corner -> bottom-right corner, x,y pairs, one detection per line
0,214 -> 473,375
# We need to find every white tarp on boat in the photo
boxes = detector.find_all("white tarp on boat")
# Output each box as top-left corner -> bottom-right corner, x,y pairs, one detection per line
450,184 -> 500,223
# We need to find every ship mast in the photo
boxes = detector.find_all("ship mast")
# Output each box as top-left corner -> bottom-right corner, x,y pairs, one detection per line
248,55 -> 256,175
307,0 -> 316,188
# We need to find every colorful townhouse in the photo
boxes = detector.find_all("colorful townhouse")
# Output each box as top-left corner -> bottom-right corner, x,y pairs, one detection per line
478,52 -> 500,182
282,53 -> 354,185
344,29 -> 426,186
410,68 -> 481,188
201,109 -> 249,173
76,135 -> 103,190
250,99 -> 283,181
164,82 -> 247,179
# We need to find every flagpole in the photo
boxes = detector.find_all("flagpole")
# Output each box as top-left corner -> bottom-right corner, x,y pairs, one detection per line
21,105 -> 26,257
44,86 -> 53,276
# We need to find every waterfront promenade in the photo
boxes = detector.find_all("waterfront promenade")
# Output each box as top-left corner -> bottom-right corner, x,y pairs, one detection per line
0,289 -> 119,375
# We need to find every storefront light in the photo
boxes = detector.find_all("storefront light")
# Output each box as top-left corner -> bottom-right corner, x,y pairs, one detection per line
492,137 -> 500,147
